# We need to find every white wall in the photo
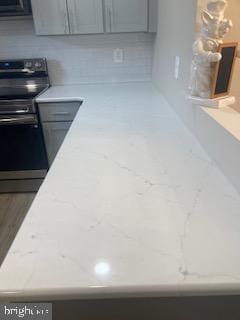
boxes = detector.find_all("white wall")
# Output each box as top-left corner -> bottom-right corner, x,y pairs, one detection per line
152,0 -> 198,131
152,0 -> 240,194
0,18 -> 154,85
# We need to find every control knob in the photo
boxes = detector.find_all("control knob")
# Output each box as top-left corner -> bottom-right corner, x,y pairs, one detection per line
25,61 -> 33,68
34,61 -> 42,68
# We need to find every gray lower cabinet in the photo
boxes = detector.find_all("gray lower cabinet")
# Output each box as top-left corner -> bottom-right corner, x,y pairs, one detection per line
39,102 -> 81,166
42,122 -> 72,165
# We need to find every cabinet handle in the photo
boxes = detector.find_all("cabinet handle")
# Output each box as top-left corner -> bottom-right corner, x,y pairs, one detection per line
108,7 -> 112,32
64,12 -> 69,34
52,128 -> 68,132
63,0 -> 69,34
51,112 -> 70,116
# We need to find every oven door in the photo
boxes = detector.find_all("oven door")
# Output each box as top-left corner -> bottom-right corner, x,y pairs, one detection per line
0,114 -> 49,181
0,0 -> 31,16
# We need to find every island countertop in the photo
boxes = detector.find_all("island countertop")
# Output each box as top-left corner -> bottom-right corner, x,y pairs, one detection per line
1,82 -> 240,301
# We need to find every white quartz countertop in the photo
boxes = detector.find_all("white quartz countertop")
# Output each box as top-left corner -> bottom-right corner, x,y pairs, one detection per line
1,82 -> 240,301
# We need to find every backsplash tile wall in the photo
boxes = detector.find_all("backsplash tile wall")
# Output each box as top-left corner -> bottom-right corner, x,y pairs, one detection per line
0,19 -> 154,85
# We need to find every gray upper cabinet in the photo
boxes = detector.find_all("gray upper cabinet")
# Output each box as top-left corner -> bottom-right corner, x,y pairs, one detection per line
31,0 -> 157,35
67,0 -> 104,34
149,0 -> 158,33
104,0 -> 148,33
31,0 -> 69,35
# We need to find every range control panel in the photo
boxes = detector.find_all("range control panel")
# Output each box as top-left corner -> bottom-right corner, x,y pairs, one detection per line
0,59 -> 47,73
24,59 -> 47,72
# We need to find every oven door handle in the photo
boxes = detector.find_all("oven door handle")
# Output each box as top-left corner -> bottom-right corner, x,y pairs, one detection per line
0,69 -> 34,74
0,115 -> 37,126
0,108 -> 31,115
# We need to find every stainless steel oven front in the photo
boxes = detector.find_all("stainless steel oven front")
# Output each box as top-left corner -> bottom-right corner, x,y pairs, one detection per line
0,58 -> 50,193
0,0 -> 31,16
0,99 -> 49,192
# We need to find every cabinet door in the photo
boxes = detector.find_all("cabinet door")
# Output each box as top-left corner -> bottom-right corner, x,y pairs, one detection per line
42,122 -> 72,165
67,0 -> 104,34
31,0 -> 69,35
105,0 -> 148,33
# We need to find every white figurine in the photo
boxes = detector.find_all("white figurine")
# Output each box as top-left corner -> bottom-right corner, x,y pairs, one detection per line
190,0 -> 232,99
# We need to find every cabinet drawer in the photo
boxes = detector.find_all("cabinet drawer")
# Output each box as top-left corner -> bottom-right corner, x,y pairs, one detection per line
39,102 -> 81,122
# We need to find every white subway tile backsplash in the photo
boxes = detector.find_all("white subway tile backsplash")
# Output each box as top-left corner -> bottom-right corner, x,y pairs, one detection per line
0,19 -> 154,85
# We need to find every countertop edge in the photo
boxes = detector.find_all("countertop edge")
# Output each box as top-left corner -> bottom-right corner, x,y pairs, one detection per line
1,283 -> 240,302
36,97 -> 84,103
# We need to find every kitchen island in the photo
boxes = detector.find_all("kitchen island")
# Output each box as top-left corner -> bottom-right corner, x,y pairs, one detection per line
0,82 -> 240,305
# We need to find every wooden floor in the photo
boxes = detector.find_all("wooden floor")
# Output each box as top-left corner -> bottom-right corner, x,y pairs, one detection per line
0,193 -> 35,266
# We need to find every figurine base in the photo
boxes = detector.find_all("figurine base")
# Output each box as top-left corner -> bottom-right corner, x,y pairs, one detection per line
188,96 -> 236,108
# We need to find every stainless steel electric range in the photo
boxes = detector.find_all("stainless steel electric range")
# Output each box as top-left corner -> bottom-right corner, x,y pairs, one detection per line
0,58 -> 50,193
